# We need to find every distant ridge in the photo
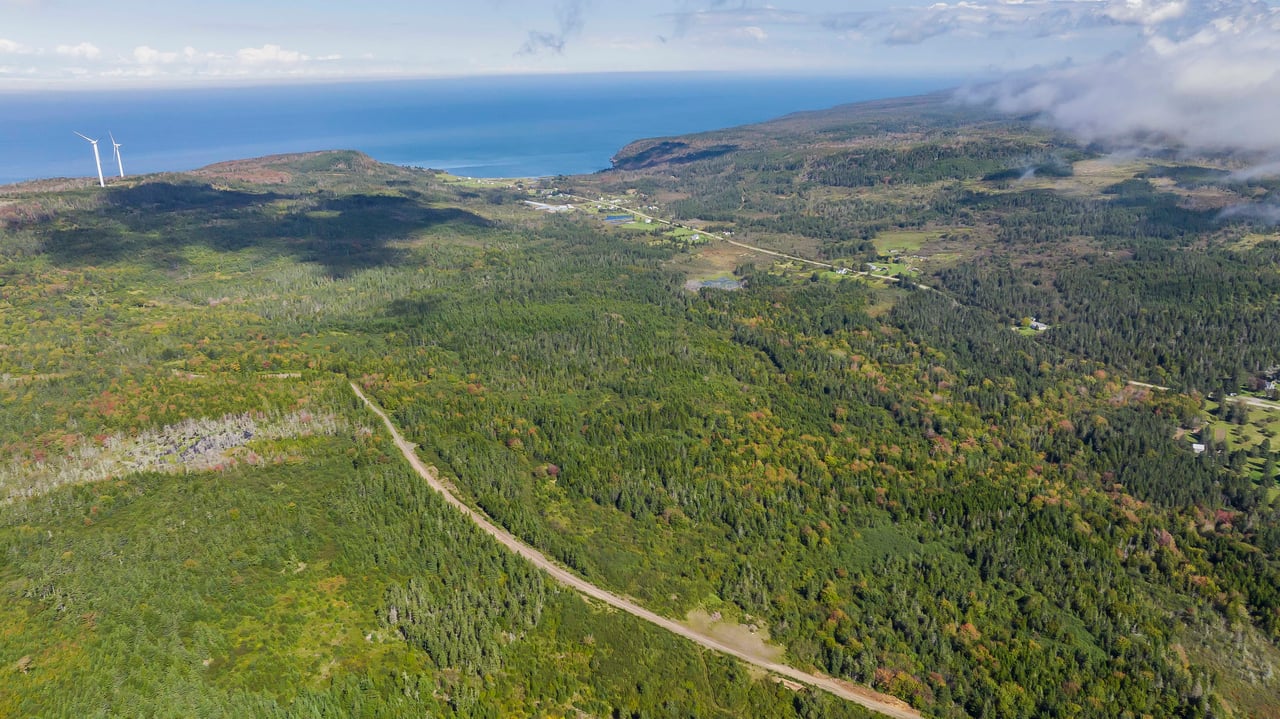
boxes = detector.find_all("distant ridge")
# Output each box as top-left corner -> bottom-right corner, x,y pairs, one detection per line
191,150 -> 382,184
610,90 -> 1006,172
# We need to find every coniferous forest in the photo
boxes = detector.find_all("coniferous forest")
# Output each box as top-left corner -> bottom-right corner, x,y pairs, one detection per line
2,96 -> 1280,718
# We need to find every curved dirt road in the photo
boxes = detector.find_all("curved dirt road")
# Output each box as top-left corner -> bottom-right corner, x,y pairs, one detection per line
352,382 -> 920,719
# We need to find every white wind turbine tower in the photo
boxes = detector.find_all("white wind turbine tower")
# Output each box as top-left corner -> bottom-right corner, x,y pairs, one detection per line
109,132 -> 124,178
74,131 -> 106,188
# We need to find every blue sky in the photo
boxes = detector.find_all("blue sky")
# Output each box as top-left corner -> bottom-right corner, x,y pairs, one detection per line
0,0 -> 1267,88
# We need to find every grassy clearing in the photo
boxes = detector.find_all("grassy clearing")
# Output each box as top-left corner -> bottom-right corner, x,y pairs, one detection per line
665,226 -> 704,240
919,250 -> 967,266
863,286 -> 908,317
1043,159 -> 1146,193
1201,399 -> 1280,448
864,261 -> 919,278
684,609 -> 785,665
1195,399 -> 1280,486
965,158 -> 1149,199
438,174 -> 519,188
872,230 -> 934,254
1232,231 -> 1280,251
881,262 -> 920,277
667,244 -> 757,280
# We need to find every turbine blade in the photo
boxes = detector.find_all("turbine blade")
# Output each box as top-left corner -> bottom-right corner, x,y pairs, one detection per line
73,131 -> 96,143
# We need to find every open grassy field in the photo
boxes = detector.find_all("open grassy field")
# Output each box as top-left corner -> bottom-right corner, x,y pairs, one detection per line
438,174 -> 520,188
871,230 -> 936,254
1196,398 -> 1280,489
1233,231 -> 1280,251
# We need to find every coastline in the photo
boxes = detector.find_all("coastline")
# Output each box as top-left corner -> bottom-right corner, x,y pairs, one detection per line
0,74 -> 957,185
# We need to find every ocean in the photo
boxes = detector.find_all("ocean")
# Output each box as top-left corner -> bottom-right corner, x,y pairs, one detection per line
0,73 -> 957,184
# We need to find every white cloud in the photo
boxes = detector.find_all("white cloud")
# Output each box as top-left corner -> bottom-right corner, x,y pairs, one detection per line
55,42 -> 101,60
1227,159 -> 1280,182
663,6 -> 818,42
1103,0 -> 1189,26
133,46 -> 180,65
0,38 -> 31,54
3,0 -> 1266,88
1219,203 -> 1280,225
819,0 -> 1246,47
236,44 -> 309,65
964,1 -> 1280,153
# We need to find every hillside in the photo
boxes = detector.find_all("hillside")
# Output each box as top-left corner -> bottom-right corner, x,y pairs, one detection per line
2,93 -> 1280,718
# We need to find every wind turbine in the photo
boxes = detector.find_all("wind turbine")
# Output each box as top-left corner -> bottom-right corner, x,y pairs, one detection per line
73,131 -> 105,188
109,132 -> 124,178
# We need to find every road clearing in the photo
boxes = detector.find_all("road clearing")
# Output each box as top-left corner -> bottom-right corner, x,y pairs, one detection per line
1127,380 -> 1171,392
351,381 -> 921,719
1128,380 -> 1280,412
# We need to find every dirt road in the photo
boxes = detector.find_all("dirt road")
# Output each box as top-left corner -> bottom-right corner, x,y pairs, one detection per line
351,382 -> 920,719
1238,395 -> 1280,412
1128,380 -> 1280,412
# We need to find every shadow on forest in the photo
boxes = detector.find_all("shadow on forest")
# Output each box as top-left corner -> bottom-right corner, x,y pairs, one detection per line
105,181 -> 276,213
385,295 -> 454,326
39,181 -> 493,277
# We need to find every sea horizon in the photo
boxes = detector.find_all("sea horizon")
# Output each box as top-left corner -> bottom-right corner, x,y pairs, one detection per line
0,72 -> 962,184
